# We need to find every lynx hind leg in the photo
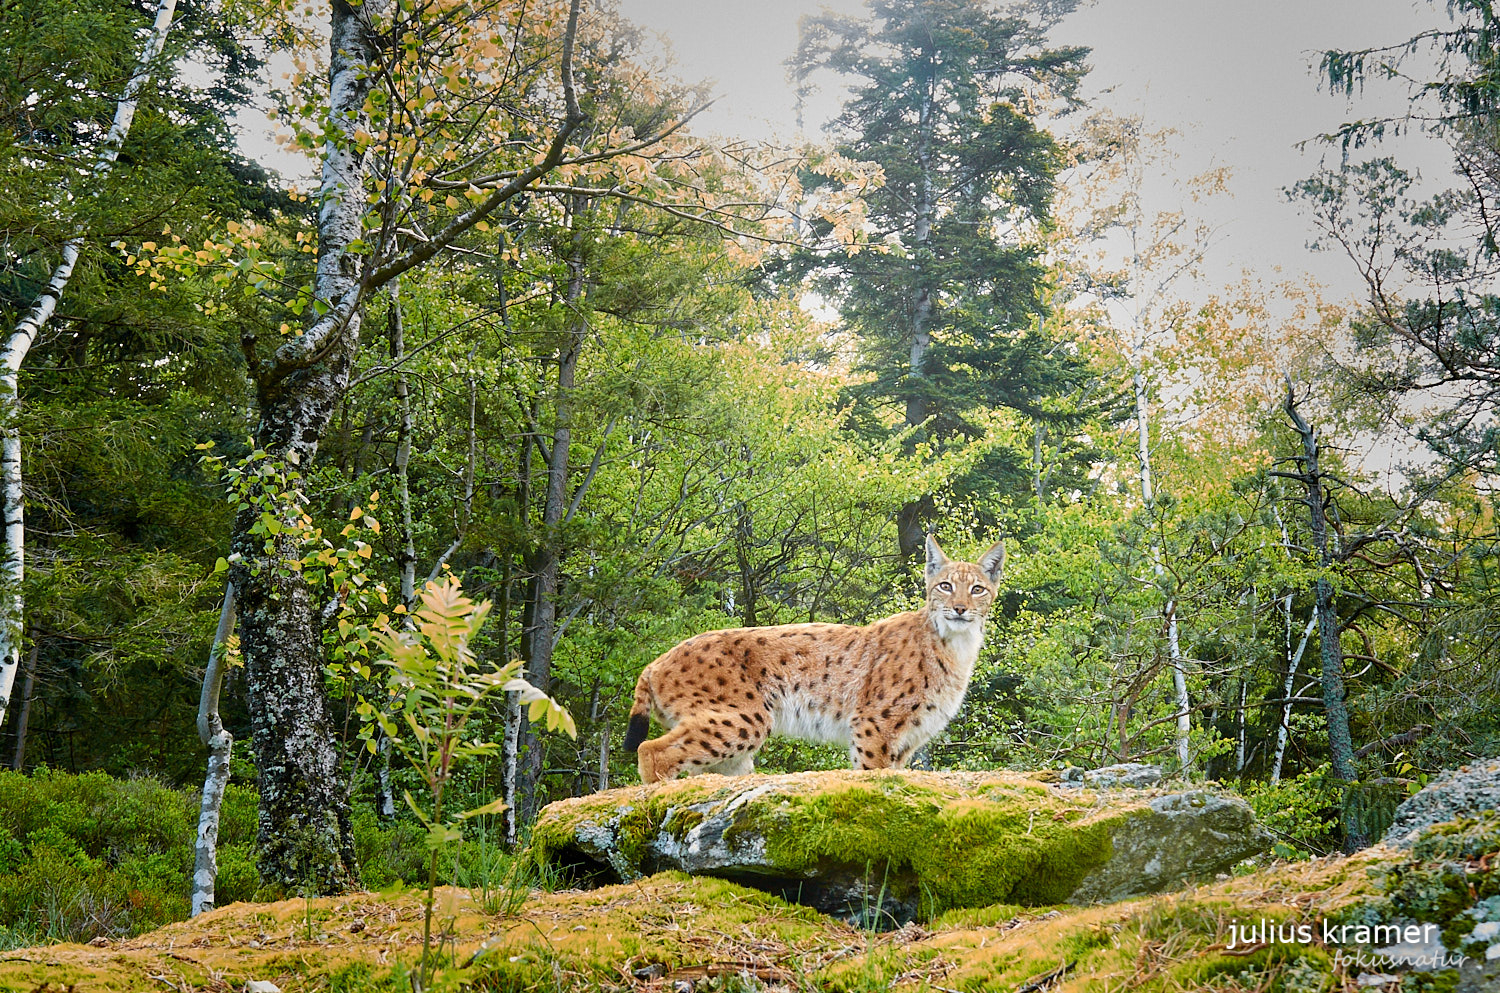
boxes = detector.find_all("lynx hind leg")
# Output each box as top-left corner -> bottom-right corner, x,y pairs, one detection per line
637,714 -> 766,782
706,749 -> 756,776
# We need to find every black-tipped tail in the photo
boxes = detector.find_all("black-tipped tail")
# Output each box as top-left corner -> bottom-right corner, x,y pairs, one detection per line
622,713 -> 650,753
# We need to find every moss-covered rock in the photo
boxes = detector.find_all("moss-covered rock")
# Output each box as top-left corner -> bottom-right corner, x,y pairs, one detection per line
531,770 -> 1270,923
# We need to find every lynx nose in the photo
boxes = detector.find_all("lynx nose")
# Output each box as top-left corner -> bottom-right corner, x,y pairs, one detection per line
952,605 -> 967,616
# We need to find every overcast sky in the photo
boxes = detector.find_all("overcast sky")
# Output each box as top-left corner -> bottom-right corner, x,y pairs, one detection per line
614,0 -> 1457,300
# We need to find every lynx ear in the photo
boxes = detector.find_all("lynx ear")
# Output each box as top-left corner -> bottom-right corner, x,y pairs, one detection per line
978,540 -> 1005,584
924,534 -> 949,580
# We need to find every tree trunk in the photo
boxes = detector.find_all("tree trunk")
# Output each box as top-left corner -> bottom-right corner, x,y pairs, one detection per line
373,281 -> 412,823
9,633 -> 38,769
193,584 -> 236,916
1282,385 -> 1364,850
597,720 -> 610,792
517,196 -> 589,816
392,280 -> 417,606
1132,356 -> 1191,773
1271,603 -> 1317,783
0,0 -> 178,727
229,0 -> 389,893
896,63 -> 939,561
501,689 -> 522,847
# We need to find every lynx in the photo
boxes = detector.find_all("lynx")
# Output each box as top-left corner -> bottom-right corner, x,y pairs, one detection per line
622,535 -> 1005,783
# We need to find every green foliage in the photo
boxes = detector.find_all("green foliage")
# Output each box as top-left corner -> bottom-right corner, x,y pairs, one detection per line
1240,768 -> 1341,859
785,0 -> 1101,541
0,769 -> 258,942
369,575 -> 574,990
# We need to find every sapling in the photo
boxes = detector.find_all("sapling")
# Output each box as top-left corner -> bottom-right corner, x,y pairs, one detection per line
368,576 -> 575,991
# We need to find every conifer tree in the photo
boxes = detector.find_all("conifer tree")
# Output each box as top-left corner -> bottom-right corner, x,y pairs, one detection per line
790,0 -> 1094,557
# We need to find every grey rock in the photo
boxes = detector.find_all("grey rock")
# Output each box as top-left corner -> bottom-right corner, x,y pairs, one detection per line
1066,791 -> 1270,904
1383,757 -> 1500,848
535,771 -> 1269,925
1081,763 -> 1163,789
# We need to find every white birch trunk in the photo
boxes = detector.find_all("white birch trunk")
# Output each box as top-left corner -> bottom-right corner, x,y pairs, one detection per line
0,0 -> 178,726
1132,354 -> 1191,772
1271,604 -> 1318,784
501,690 -> 521,848
193,583 -> 236,916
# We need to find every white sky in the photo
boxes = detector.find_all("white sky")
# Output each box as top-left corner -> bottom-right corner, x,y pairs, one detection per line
614,0 -> 1458,302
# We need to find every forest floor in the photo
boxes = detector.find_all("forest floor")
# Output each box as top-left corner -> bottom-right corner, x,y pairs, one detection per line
0,845 -> 1459,993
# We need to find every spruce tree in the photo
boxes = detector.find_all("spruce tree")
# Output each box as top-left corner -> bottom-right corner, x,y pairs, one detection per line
791,0 -> 1094,557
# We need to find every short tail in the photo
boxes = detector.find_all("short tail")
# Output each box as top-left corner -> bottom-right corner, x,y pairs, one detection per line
622,670 -> 652,753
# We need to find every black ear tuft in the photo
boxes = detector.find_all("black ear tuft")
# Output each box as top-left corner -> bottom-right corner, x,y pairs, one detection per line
924,534 -> 949,580
978,540 -> 1005,584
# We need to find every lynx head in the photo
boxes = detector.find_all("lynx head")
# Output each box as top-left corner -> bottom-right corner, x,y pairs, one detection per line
924,535 -> 1005,635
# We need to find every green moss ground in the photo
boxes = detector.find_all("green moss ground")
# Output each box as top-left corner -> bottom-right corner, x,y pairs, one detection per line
0,842 -> 1490,992
3,813 -> 1494,992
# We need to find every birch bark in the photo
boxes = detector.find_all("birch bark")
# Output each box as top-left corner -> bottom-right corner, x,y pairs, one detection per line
1130,346 -> 1192,773
0,0 -> 178,726
229,0 -> 388,892
1271,603 -> 1318,783
193,584 -> 236,916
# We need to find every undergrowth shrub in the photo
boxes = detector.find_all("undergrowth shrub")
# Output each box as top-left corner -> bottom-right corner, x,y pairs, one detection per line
1238,766 -> 1341,858
0,768 -> 540,948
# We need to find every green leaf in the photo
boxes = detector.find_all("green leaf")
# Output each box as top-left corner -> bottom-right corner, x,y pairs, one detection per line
425,823 -> 462,849
403,790 -> 431,827
457,797 -> 508,819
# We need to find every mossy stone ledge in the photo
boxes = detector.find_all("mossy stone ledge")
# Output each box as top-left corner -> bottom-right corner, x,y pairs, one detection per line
530,769 -> 1271,925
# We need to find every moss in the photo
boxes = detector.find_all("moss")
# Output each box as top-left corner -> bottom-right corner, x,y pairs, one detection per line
929,902 -> 1028,929
663,805 -> 706,838
529,776 -> 741,878
1,838 -> 1484,993
708,772 -> 1123,914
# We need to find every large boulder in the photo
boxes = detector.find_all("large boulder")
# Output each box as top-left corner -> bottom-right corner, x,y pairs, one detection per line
531,770 -> 1270,925
1384,756 -> 1500,848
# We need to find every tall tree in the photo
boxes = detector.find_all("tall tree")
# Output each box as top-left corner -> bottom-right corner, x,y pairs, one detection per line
0,0 -> 178,728
1301,0 -> 1500,472
213,0 -> 713,891
790,0 -> 1092,558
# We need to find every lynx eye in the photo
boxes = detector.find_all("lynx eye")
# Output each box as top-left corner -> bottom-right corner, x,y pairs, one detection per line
936,581 -> 953,593
972,585 -> 989,596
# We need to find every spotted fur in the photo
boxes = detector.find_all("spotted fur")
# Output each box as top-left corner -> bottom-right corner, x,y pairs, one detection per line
625,535 -> 1005,783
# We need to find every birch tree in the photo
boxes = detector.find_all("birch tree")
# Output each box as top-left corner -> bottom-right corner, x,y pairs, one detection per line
192,583 -> 236,916
1062,116 -> 1231,775
203,0 -> 727,891
0,0 -> 178,728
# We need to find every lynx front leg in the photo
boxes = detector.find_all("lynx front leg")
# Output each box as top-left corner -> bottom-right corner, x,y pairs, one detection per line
850,717 -> 897,770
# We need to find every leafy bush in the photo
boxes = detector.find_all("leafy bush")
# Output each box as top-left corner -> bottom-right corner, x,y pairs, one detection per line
1238,767 -> 1341,858
0,768 -> 200,942
0,767 -> 518,947
352,808 -> 425,890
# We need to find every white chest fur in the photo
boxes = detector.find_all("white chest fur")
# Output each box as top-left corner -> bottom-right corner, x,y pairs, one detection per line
933,615 -> 986,672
